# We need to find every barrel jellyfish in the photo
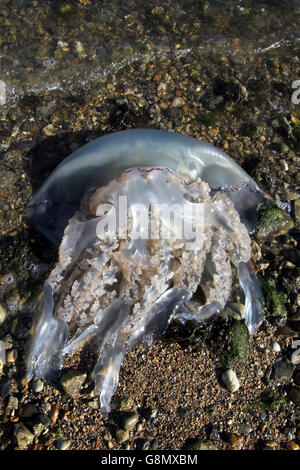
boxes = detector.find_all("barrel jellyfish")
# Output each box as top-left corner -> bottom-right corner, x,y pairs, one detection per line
27,129 -> 265,413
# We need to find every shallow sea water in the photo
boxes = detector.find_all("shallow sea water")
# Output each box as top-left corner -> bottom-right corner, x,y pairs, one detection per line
1,0 -> 300,107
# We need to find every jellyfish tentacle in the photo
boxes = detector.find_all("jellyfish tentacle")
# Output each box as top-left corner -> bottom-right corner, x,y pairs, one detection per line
237,260 -> 264,334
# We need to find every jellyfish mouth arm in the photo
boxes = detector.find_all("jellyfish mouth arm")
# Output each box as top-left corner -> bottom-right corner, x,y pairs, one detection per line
237,260 -> 264,334
175,231 -> 232,325
92,330 -> 127,416
27,282 -> 68,382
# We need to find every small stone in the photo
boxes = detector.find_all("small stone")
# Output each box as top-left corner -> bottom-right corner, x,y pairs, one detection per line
0,303 -> 7,325
291,349 -> 300,365
56,439 -> 72,450
108,440 -> 114,449
271,341 -> 281,352
60,370 -> 87,397
276,325 -> 298,337
171,96 -> 185,108
286,441 -> 300,450
38,413 -> 51,427
4,335 -> 13,349
137,423 -> 143,433
32,378 -> 44,393
287,386 -> 300,407
260,410 -> 267,421
33,422 -> 45,437
115,429 -> 129,443
228,433 -> 243,450
221,302 -> 245,321
290,311 -> 300,322
121,411 -> 139,432
7,395 -> 18,410
263,440 -> 277,449
50,403 -> 60,424
240,423 -> 252,434
294,200 -> 300,221
20,375 -> 28,392
186,439 -> 218,450
6,349 -> 17,363
0,80 -> 5,105
120,396 -> 135,411
222,369 -> 240,392
272,357 -> 294,381
74,40 -> 86,59
0,340 -> 5,374
42,124 -> 56,136
87,399 -> 99,409
14,422 -> 35,448
294,372 -> 300,386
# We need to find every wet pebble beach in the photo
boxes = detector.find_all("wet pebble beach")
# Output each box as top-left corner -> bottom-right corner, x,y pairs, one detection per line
0,0 -> 300,451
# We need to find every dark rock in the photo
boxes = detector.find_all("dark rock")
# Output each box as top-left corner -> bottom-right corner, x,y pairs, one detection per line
287,386 -> 300,407
272,357 -> 294,381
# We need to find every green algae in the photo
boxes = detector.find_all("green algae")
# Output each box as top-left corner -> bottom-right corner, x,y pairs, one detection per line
215,320 -> 252,369
250,388 -> 286,411
258,276 -> 287,319
255,207 -> 294,240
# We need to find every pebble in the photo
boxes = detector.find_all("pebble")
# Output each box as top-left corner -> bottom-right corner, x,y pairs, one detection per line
171,96 -> 185,108
42,124 -> 56,136
221,303 -> 244,321
0,303 -> 7,325
290,311 -> 300,322
6,349 -> 17,364
186,439 -> 218,450
121,411 -> 139,432
33,422 -> 45,437
0,340 -> 5,374
7,395 -> 18,410
222,369 -> 240,392
240,423 -> 252,434
294,372 -> 300,386
294,199 -> 300,221
38,413 -> 51,427
32,378 -> 44,393
87,399 -> 99,409
14,422 -> 35,448
50,403 -> 60,424
271,341 -> 281,352
272,357 -> 294,381
228,433 -> 243,450
276,325 -> 298,337
287,387 -> 300,407
291,349 -> 300,365
56,439 -> 72,450
283,426 -> 294,441
4,335 -> 13,349
60,370 -> 87,397
263,440 -> 277,450
260,410 -> 267,421
120,396 -> 136,411
115,429 -> 130,443
286,441 -> 300,450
